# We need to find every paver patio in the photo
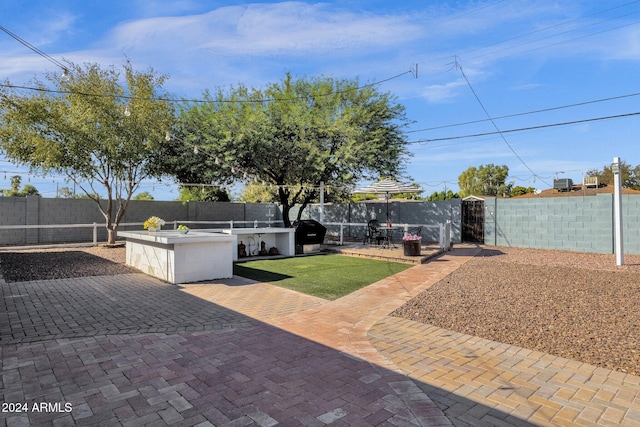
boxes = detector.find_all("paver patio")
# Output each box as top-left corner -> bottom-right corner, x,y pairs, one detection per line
1,245 -> 639,426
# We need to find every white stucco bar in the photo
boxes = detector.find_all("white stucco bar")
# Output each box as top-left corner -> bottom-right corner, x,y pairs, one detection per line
118,230 -> 237,284
218,227 -> 295,261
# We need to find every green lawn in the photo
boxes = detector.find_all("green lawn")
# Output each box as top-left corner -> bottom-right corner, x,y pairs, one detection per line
233,254 -> 412,300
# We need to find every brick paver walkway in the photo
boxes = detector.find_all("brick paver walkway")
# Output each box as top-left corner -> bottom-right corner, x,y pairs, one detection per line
0,274 -> 256,344
1,245 -> 639,426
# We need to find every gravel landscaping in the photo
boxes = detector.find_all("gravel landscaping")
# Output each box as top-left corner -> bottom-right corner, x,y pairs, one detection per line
1,244 -> 638,376
0,245 -> 136,282
392,246 -> 640,376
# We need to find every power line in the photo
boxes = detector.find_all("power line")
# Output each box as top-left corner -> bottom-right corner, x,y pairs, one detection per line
6,77 -> 639,145
409,110 -> 640,144
414,1 -> 640,81
463,2 -> 640,63
0,70 -> 414,105
0,26 -> 69,73
8,71 -> 635,142
461,1 -> 640,60
1,26 -> 415,104
475,18 -> 640,64
407,91 -> 640,134
453,58 -> 550,187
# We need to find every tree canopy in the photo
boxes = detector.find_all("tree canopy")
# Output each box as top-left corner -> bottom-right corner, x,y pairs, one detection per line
238,182 -> 279,203
176,185 -> 230,203
133,191 -> 155,201
0,175 -> 40,197
0,61 -> 175,243
150,74 -> 412,226
458,164 -> 510,197
510,186 -> 536,197
425,190 -> 460,201
586,160 -> 640,190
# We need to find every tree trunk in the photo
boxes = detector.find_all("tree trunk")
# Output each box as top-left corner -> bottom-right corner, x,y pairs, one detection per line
278,185 -> 293,227
107,227 -> 117,245
296,193 -> 315,224
281,203 -> 292,228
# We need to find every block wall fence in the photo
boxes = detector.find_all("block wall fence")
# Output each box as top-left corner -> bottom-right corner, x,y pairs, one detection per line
1,195 -> 638,255
0,197 -> 280,246
484,195 -> 640,255
292,199 -> 463,243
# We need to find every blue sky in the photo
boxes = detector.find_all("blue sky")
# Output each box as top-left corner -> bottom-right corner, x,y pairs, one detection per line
1,0 -> 640,200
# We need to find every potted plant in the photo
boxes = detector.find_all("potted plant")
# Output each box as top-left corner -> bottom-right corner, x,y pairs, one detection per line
402,233 -> 421,256
143,216 -> 165,233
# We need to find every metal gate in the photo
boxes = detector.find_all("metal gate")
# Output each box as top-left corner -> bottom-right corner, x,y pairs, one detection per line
462,200 -> 484,243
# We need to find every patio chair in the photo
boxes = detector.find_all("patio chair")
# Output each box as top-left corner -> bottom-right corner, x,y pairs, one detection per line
364,219 -> 384,245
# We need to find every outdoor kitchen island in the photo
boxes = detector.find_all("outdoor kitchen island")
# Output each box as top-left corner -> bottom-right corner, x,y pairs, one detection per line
216,227 -> 295,261
118,230 -> 236,284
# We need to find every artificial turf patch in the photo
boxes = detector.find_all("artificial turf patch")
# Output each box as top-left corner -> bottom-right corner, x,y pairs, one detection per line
233,253 -> 411,300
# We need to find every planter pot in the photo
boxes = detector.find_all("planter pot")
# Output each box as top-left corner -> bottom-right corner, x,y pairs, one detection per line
403,240 -> 421,256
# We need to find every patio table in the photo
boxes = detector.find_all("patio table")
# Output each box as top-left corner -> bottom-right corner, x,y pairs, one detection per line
377,226 -> 400,249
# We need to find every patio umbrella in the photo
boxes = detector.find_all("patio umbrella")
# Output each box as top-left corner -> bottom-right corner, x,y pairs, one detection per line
354,178 -> 423,224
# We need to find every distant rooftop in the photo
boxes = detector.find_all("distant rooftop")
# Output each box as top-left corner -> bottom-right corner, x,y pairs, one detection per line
513,183 -> 640,198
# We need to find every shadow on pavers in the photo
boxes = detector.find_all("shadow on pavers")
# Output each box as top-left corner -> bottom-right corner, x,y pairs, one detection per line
0,264 -> 534,426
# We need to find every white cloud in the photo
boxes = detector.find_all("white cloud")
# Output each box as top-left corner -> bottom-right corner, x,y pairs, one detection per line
105,2 -> 423,57
28,11 -> 78,47
412,139 -> 515,164
0,55 -> 52,79
419,79 -> 466,103
418,62 -> 481,97
509,83 -> 544,91
128,0 -> 205,17
598,25 -> 640,60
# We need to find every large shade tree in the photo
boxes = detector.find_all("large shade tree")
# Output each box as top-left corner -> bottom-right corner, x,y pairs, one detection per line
458,164 -> 510,197
586,160 -> 640,190
176,185 -> 230,202
152,74 -> 412,226
0,61 -> 175,243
